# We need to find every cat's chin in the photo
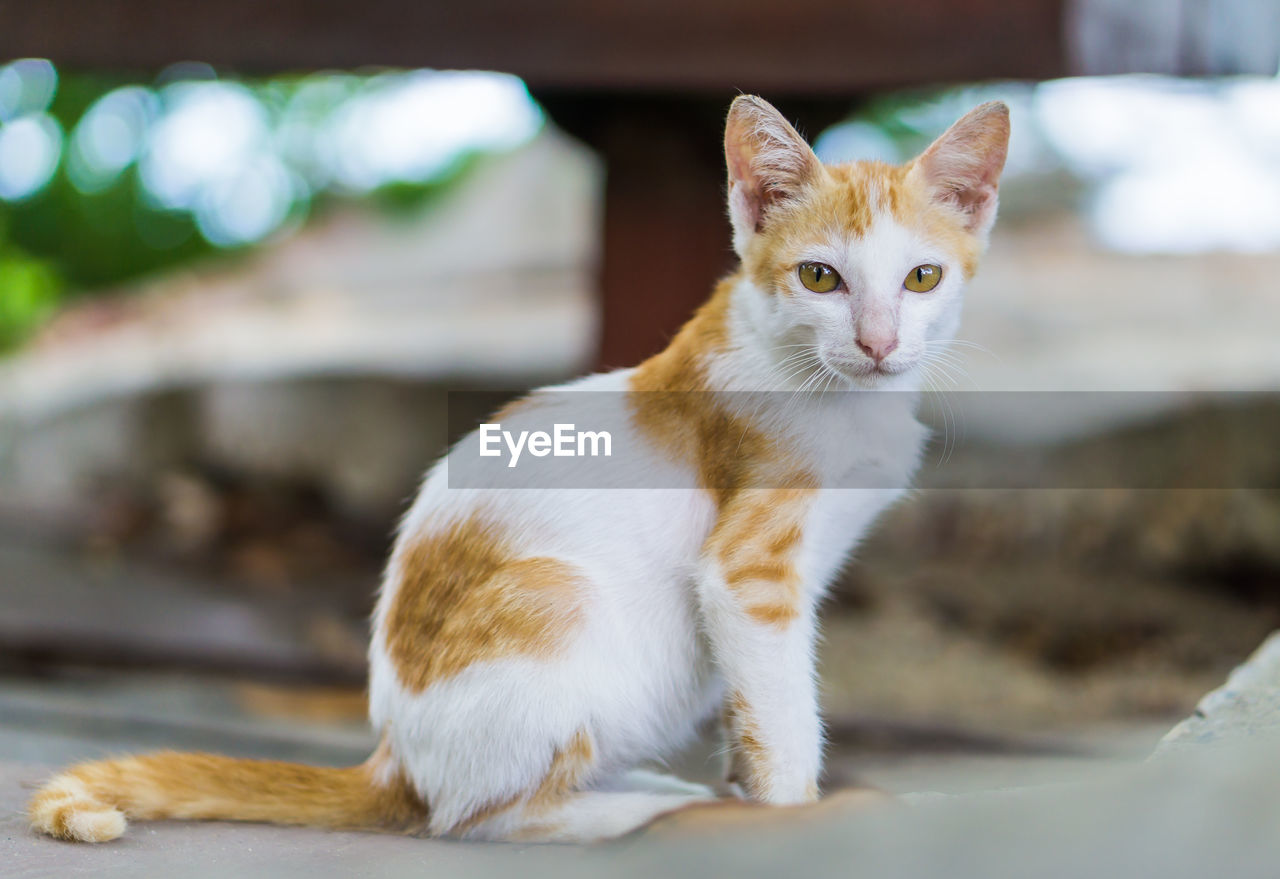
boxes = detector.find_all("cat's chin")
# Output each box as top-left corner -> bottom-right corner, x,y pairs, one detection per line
844,371 -> 915,390
820,356 -> 917,389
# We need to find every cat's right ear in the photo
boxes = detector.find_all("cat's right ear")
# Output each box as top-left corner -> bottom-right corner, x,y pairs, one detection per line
911,101 -> 1010,239
724,95 -> 822,256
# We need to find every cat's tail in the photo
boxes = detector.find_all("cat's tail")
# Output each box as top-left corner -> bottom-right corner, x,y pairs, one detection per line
26,741 -> 427,843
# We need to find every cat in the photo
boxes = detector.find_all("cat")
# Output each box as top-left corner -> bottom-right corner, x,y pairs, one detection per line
28,94 -> 1008,844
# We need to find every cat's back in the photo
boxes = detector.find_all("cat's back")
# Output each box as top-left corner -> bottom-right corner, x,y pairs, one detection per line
383,368 -> 718,628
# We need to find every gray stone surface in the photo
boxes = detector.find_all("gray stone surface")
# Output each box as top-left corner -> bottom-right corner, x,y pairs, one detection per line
5,635 -> 1279,877
0,540 -> 367,684
6,740 -> 1280,879
1156,630 -> 1280,754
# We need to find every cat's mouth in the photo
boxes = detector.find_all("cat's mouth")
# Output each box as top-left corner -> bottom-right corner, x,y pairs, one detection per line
821,353 -> 914,383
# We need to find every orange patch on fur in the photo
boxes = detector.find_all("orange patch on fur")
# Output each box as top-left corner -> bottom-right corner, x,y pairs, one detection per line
490,391 -> 542,423
385,512 -> 585,694
452,728 -> 595,837
892,164 -> 984,279
744,155 -> 985,294
450,793 -> 523,837
628,281 -> 815,503
724,692 -> 772,800
528,729 -> 594,812
709,486 -> 814,628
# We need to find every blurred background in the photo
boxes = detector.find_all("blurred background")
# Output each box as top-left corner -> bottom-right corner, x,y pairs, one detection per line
1,0 -> 1279,792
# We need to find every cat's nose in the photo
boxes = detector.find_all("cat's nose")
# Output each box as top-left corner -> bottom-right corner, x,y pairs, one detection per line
857,334 -> 899,364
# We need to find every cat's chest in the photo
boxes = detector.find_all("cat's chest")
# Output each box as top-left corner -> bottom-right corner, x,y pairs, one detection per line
803,402 -> 928,490
794,487 -> 903,588
789,409 -> 927,592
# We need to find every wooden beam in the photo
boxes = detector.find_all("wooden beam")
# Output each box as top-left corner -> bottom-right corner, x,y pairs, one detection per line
0,0 -> 1067,88
1068,0 -> 1280,76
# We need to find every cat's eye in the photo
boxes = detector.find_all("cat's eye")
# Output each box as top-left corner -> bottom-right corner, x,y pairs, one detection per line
904,264 -> 942,293
798,262 -> 841,293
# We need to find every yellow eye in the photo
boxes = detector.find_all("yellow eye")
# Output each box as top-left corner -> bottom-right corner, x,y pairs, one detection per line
798,262 -> 841,293
904,264 -> 942,293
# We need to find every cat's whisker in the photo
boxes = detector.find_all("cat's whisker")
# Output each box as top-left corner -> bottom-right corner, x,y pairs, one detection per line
774,355 -> 822,386
757,352 -> 827,427
935,376 -> 965,465
938,338 -> 1003,365
741,349 -> 825,448
778,366 -> 827,423
918,349 -> 975,392
770,348 -> 821,381
919,370 -> 942,464
923,339 -> 997,388
920,364 -> 959,466
920,356 -> 960,389
766,342 -> 819,355
793,361 -> 835,407
921,345 -> 968,370
779,376 -> 814,420
819,364 -> 843,397
707,743 -> 734,761
744,350 -> 820,425
931,357 -> 978,398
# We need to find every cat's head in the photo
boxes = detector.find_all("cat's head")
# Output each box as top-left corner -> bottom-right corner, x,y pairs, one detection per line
724,96 -> 1009,388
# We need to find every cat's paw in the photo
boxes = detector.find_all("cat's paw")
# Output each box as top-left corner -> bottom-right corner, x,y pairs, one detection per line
28,779 -> 127,843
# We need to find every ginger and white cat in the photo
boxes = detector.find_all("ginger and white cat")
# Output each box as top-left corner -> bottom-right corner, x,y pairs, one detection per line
29,95 -> 1008,844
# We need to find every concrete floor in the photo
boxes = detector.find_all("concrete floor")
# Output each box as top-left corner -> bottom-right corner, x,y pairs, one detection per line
0,670 -> 1215,879
8,740 -> 1280,879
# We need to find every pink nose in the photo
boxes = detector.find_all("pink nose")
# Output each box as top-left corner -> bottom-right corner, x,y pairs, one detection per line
857,335 -> 899,364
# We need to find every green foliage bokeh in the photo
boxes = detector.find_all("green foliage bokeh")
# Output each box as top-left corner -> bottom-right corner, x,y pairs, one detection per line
0,68 -> 524,352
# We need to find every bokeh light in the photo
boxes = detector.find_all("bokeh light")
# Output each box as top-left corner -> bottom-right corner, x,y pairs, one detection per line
67,86 -> 160,194
324,70 -> 543,192
1036,75 -> 1280,253
0,113 -> 63,201
814,121 -> 901,165
0,59 -> 62,201
194,155 -> 301,247
0,58 -> 57,122
139,80 -> 274,211
1,63 -> 545,254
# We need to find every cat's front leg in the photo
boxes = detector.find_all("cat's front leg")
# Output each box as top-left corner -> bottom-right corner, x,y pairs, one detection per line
697,489 -> 823,805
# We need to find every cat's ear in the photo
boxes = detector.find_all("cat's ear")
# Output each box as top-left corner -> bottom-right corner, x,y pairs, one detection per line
724,95 -> 822,256
912,101 -> 1010,238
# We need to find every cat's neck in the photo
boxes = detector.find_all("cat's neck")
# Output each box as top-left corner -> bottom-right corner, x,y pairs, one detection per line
628,278 -> 734,395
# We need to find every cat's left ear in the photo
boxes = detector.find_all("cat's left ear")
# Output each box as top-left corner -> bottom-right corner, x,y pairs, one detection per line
911,101 -> 1010,238
724,95 -> 822,256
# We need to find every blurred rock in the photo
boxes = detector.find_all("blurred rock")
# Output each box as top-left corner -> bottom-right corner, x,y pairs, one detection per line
0,127 -> 600,516
1155,630 -> 1280,755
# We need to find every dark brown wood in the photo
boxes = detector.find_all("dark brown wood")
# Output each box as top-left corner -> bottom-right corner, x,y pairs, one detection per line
594,106 -> 731,369
543,96 -> 734,369
0,0 -> 1068,89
